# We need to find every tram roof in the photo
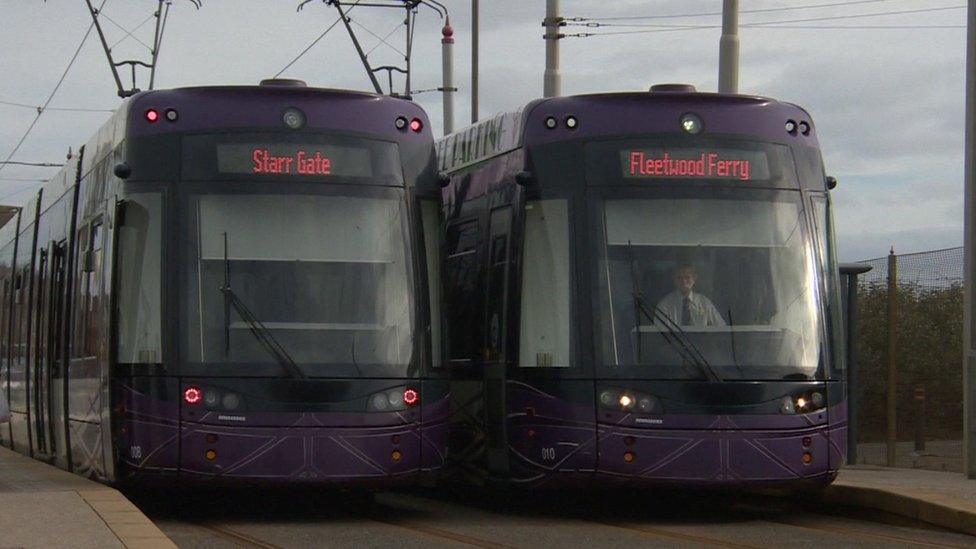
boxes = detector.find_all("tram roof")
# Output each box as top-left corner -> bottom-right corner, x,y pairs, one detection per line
436,90 -> 816,173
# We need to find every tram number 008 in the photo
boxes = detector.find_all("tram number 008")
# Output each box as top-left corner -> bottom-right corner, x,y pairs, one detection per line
541,447 -> 556,461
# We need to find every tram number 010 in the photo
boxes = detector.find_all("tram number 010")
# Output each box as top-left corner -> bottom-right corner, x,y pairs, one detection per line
541,447 -> 556,461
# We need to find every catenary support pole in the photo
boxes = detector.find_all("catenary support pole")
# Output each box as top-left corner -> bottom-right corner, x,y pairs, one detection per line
442,18 -> 455,135
886,249 -> 898,467
718,0 -> 739,94
963,0 -> 976,478
471,0 -> 479,123
543,0 -> 562,98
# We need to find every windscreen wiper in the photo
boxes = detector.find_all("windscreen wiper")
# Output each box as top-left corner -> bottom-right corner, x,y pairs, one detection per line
632,293 -> 722,382
221,233 -> 306,380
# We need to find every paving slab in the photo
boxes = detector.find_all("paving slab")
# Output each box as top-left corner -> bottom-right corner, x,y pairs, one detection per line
0,445 -> 174,548
826,465 -> 976,535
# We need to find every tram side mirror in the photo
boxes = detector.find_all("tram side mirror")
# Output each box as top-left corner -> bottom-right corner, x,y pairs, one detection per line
515,171 -> 535,187
826,176 -> 838,190
437,172 -> 451,188
114,162 -> 132,180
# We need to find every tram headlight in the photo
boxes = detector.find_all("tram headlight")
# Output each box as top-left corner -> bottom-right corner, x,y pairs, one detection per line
780,396 -> 796,415
387,389 -> 404,408
637,395 -> 660,414
370,393 -> 390,411
781,391 -> 827,414
679,113 -> 703,134
203,390 -> 220,408
222,392 -> 241,410
600,387 -> 662,414
282,107 -> 306,129
367,386 -> 418,412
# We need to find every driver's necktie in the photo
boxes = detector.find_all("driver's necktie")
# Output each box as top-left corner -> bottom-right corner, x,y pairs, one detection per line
682,297 -> 692,326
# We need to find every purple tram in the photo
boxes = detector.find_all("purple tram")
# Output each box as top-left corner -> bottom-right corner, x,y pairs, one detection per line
0,80 -> 447,486
435,84 -> 846,488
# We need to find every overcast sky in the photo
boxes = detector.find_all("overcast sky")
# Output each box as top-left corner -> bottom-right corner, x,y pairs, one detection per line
0,0 -> 969,260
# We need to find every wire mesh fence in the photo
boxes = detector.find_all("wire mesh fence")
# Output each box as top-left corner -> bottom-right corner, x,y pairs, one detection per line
853,246 -> 963,471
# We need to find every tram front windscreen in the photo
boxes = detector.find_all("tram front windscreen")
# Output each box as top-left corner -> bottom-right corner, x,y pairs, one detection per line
587,144 -> 824,381
179,183 -> 415,378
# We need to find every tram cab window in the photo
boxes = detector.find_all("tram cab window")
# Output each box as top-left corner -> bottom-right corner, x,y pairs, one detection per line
182,191 -> 414,376
593,195 -> 822,380
116,194 -> 163,365
518,199 -> 571,368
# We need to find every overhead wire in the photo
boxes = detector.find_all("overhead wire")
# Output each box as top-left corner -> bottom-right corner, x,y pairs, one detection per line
568,5 -> 967,37
571,5 -> 966,29
0,161 -> 64,167
578,0 -> 901,21
274,0 -> 362,78
0,100 -> 114,113
0,0 -> 108,179
352,19 -> 405,57
98,11 -> 153,51
110,12 -> 157,50
365,21 -> 405,56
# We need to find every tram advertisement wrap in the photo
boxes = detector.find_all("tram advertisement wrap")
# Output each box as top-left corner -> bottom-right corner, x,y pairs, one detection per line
621,148 -> 770,181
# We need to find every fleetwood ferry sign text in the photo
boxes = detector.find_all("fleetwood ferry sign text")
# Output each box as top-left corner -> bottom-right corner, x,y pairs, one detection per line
626,151 -> 752,181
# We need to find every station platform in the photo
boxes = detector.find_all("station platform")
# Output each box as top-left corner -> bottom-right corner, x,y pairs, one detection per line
828,465 -> 976,535
0,445 -> 174,548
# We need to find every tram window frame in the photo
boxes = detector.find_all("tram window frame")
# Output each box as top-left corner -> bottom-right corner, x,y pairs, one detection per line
71,218 -> 104,360
485,207 -> 512,362
517,197 -> 574,369
419,199 -> 443,368
115,193 -> 164,366
810,193 -> 846,375
444,219 -> 483,364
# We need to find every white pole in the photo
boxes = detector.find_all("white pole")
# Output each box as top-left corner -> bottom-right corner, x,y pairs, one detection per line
471,0 -> 479,123
441,18 -> 455,135
543,0 -> 561,98
963,0 -> 976,478
718,0 -> 739,94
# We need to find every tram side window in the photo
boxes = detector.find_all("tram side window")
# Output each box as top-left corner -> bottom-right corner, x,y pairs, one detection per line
420,200 -> 443,368
518,199 -> 571,368
444,220 -> 482,362
117,194 -> 163,365
72,221 -> 102,358
811,195 -> 845,372
71,225 -> 88,358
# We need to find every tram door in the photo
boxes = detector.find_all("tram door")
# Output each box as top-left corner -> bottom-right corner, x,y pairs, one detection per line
484,207 -> 511,476
32,242 -> 67,460
47,242 -> 67,464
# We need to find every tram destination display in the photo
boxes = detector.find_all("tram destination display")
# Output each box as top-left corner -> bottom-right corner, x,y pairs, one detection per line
216,143 -> 373,177
621,148 -> 770,181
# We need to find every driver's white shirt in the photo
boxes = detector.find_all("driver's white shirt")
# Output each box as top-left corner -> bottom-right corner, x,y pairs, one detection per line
655,290 -> 726,327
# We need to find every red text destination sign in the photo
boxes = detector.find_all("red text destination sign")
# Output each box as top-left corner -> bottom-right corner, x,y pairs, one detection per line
216,143 -> 373,178
621,149 -> 769,181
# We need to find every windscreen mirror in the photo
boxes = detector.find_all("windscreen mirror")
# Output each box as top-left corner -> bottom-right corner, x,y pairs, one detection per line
826,176 -> 837,190
437,172 -> 451,188
113,162 -> 131,179
515,171 -> 535,187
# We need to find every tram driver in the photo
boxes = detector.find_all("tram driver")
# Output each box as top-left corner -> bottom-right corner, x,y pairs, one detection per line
656,264 -> 725,327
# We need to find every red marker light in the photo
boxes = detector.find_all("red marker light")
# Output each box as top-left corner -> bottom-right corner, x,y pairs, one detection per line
145,109 -> 160,123
184,386 -> 202,405
403,388 -> 419,406
409,118 -> 423,133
